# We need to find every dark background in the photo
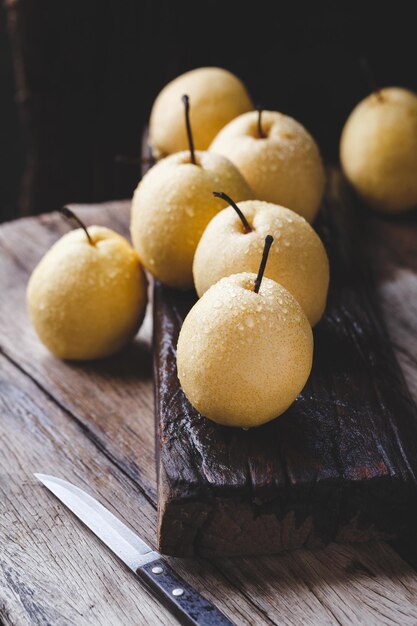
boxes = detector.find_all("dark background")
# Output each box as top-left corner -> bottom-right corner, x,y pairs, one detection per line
1,0 -> 417,222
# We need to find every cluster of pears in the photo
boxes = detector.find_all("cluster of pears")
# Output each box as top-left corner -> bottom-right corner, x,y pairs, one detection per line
26,66 -> 417,428
131,66 -> 330,428
132,68 -> 327,291
27,65 -> 330,429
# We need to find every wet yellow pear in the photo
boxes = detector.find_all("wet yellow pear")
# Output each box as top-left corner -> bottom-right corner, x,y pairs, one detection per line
340,87 -> 417,213
193,194 -> 329,326
210,109 -> 325,223
131,97 -> 252,289
177,237 -> 313,428
27,210 -> 147,360
149,67 -> 253,158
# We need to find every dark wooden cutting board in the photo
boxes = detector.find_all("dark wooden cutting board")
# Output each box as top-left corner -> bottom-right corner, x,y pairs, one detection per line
150,162 -> 417,558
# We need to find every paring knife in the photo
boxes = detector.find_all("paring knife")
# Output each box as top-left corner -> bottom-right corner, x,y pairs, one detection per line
34,474 -> 233,626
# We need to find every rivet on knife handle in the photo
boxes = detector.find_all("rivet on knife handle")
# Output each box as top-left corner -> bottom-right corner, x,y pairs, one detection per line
137,559 -> 235,626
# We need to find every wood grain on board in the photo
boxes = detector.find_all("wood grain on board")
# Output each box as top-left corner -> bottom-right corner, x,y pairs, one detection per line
1,182 -> 417,624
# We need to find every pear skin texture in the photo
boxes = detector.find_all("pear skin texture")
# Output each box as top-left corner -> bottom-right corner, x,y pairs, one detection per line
149,67 -> 253,158
210,110 -> 325,223
130,151 -> 253,289
193,201 -> 329,326
27,226 -> 148,360
177,273 -> 313,428
340,87 -> 417,213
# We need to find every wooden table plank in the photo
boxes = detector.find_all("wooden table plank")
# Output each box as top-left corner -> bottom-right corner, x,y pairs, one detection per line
0,354 -> 175,626
0,354 -> 275,626
1,199 -> 417,625
212,542 -> 417,626
369,210 -> 417,400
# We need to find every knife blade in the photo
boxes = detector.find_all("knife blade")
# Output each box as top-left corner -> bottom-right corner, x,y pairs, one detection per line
35,474 -> 234,626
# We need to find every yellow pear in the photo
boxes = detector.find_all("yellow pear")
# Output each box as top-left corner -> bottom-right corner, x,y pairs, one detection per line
27,218 -> 147,361
177,238 -> 313,428
193,195 -> 329,326
131,151 -> 252,289
340,87 -> 417,213
210,109 -> 325,222
149,67 -> 253,158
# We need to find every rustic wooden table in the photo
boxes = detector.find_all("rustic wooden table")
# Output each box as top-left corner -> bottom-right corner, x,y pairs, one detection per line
1,199 -> 417,625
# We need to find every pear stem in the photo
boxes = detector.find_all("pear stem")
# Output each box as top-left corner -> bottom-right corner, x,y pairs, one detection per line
256,105 -> 265,138
60,207 -> 94,245
254,235 -> 274,293
360,58 -> 383,102
182,94 -> 196,165
213,192 -> 252,233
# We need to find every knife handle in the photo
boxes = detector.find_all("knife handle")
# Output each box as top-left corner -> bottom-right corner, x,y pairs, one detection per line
136,558 -> 234,626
